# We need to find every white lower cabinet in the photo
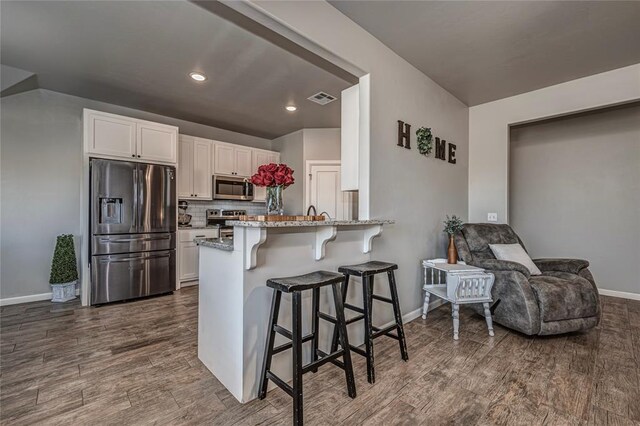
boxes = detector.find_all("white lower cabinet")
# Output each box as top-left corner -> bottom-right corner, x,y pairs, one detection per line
178,229 -> 218,285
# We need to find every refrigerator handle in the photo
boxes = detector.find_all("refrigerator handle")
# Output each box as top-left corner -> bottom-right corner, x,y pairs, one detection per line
132,167 -> 138,232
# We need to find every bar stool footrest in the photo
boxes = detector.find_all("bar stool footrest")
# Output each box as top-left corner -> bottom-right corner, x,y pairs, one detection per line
302,349 -> 346,374
272,333 -> 315,355
348,345 -> 368,357
266,371 -> 293,397
371,294 -> 393,304
344,303 -> 364,314
274,324 -> 292,339
371,323 -> 398,339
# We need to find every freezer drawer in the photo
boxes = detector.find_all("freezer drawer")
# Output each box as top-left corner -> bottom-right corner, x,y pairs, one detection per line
92,233 -> 175,255
91,249 -> 175,305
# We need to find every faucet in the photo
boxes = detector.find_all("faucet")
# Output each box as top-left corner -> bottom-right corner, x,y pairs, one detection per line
306,205 -> 317,216
320,211 -> 332,220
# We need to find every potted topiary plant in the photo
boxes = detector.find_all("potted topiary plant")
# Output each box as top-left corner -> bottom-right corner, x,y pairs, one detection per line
49,234 -> 78,302
443,215 -> 464,264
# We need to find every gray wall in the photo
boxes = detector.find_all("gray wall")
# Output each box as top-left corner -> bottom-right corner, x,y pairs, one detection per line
0,89 -> 271,300
510,103 -> 640,294
271,130 -> 304,215
271,128 -> 342,215
249,1 -> 469,325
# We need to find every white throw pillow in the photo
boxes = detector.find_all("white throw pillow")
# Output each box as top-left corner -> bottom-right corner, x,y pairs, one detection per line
488,243 -> 542,275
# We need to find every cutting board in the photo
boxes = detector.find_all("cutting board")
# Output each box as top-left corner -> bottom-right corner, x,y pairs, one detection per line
237,215 -> 325,222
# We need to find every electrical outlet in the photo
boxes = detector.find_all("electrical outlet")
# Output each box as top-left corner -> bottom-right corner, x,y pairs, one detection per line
487,213 -> 498,222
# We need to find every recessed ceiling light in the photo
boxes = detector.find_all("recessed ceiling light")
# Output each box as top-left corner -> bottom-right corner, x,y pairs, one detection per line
285,105 -> 297,112
190,72 -> 206,82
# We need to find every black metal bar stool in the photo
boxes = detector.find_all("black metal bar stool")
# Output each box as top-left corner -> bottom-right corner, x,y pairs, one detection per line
331,261 -> 409,384
258,271 -> 356,425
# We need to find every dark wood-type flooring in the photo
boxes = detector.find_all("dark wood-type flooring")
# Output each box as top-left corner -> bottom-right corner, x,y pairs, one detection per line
1,287 -> 639,425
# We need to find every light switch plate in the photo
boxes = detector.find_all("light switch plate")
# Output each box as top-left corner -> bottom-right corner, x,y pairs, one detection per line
487,213 -> 498,222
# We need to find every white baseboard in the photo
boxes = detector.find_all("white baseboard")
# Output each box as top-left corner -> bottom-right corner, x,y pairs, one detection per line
379,298 -> 446,330
598,288 -> 640,301
0,288 -> 81,306
0,292 -> 53,306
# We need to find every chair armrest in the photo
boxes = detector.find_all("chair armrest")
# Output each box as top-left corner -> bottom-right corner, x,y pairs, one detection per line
532,258 -> 589,274
470,259 -> 531,278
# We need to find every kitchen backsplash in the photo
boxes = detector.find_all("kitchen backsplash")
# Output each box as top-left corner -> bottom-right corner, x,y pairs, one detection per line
181,199 -> 266,226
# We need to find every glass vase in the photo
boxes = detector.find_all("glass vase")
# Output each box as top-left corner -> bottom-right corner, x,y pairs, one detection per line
266,185 -> 284,216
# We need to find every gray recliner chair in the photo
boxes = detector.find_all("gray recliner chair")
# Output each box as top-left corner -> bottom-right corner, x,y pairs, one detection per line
454,223 -> 600,335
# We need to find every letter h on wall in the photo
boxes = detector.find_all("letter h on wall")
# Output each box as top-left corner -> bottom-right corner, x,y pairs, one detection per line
397,120 -> 411,149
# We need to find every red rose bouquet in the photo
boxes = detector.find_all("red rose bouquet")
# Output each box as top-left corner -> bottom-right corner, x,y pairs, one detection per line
250,163 -> 295,188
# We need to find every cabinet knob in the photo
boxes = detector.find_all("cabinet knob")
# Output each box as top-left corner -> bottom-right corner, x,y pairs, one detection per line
137,155 -> 141,158
132,155 -> 135,157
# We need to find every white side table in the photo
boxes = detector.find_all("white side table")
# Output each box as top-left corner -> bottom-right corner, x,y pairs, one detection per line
422,260 -> 495,340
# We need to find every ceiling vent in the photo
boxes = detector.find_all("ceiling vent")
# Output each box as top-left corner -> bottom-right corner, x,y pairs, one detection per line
307,91 -> 337,105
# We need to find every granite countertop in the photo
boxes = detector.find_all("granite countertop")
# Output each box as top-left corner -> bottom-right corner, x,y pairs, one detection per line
224,219 -> 394,228
195,237 -> 234,251
178,225 -> 220,230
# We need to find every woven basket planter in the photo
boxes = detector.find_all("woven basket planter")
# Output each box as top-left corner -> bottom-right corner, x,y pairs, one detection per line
51,281 -> 77,303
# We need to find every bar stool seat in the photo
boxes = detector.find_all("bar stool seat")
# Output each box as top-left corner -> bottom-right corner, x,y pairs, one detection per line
259,270 -> 356,425
338,261 -> 397,277
333,261 -> 408,384
267,270 -> 344,292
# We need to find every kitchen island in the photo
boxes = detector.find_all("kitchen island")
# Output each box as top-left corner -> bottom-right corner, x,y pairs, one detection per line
196,219 -> 393,403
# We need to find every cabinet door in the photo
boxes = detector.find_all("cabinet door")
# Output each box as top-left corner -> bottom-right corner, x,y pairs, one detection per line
177,136 -> 194,199
269,152 -> 280,165
192,138 -> 212,199
252,150 -> 271,172
137,122 -> 177,163
179,242 -> 199,281
235,147 -> 253,177
214,143 -> 235,176
86,111 -> 136,158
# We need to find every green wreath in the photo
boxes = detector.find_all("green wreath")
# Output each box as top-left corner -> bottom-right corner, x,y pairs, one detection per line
416,127 -> 433,156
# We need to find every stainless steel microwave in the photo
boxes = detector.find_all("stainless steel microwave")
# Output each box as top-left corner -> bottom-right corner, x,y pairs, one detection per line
213,175 -> 254,201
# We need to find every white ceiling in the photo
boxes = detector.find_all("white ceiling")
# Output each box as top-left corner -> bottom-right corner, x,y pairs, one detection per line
1,1 -> 354,139
330,1 -> 640,106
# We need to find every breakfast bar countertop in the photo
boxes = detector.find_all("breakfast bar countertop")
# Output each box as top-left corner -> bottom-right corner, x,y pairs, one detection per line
225,219 -> 394,227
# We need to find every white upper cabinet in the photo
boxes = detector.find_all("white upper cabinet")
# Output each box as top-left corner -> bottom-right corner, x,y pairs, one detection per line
177,136 -> 194,199
85,111 -> 136,158
178,135 -> 212,200
137,122 -> 177,163
192,138 -> 212,198
251,149 -> 281,202
213,143 -> 253,177
235,147 -> 253,177
214,143 -> 235,176
84,109 -> 178,164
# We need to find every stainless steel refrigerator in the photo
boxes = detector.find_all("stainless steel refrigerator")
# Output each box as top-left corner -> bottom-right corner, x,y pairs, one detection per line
90,158 -> 176,305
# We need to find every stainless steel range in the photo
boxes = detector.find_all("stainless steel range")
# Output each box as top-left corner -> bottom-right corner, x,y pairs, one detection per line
90,158 -> 176,305
206,209 -> 246,239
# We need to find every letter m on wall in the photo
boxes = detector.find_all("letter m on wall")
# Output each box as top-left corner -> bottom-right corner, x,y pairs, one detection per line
435,137 -> 446,160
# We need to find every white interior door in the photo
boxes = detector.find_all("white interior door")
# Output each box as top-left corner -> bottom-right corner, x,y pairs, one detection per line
308,163 -> 346,220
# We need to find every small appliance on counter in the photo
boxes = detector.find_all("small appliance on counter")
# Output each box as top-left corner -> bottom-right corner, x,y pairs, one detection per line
178,200 -> 192,227
206,209 -> 246,240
